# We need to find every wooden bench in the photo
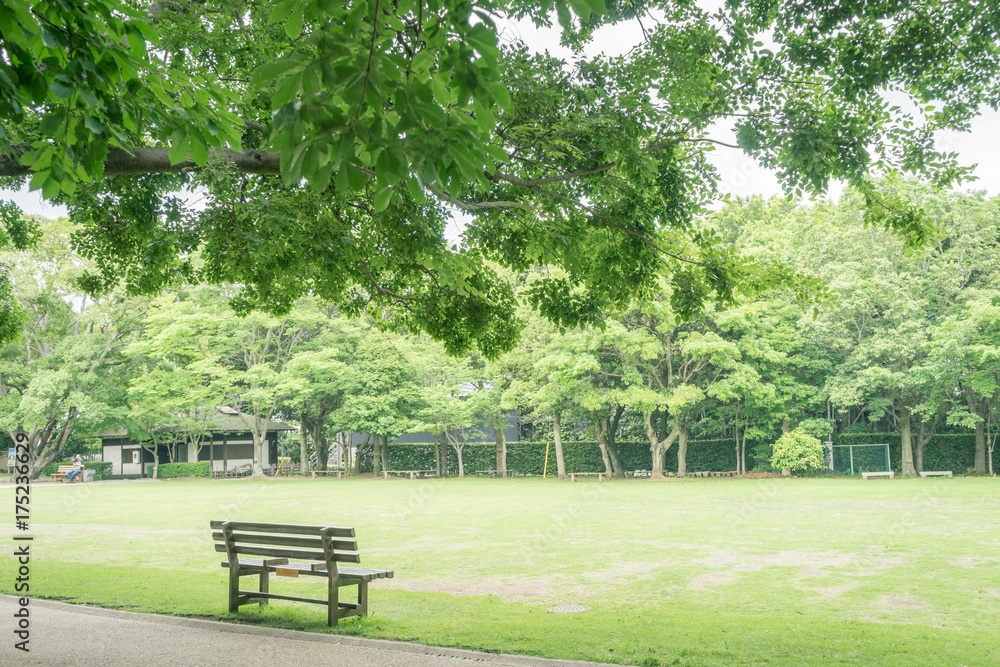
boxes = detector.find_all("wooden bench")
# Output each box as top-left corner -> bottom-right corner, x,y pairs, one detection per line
919,470 -> 953,477
384,470 -> 435,480
52,465 -> 84,483
211,520 -> 393,626
570,472 -> 605,482
311,470 -> 343,479
861,471 -> 894,479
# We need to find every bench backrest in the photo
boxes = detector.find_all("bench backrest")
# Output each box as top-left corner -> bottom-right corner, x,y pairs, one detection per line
57,465 -> 83,472
210,520 -> 361,571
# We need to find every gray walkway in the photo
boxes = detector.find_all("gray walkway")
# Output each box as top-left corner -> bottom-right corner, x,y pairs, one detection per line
1,596 -> 614,667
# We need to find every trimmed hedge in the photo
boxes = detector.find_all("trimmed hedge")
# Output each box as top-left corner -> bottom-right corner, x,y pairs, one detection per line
157,462 -> 211,479
40,460 -> 113,480
832,432 -> 997,473
358,438 -> 741,475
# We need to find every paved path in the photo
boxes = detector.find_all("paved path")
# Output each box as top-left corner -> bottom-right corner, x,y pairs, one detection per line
1,596 -> 614,667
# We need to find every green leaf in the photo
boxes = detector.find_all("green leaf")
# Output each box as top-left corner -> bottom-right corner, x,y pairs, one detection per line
168,136 -> 190,165
484,81 -> 511,114
189,135 -> 208,165
42,174 -> 62,199
373,186 -> 392,213
49,80 -> 75,100
251,60 -> 297,87
40,112 -> 67,136
285,3 -> 305,39
431,76 -> 450,106
84,115 -> 105,135
269,0 -> 297,24
567,0 -> 591,23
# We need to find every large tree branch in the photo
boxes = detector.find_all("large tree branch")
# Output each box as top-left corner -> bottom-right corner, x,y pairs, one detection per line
0,144 -> 280,177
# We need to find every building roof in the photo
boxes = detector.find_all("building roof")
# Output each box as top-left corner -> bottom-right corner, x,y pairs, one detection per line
96,407 -> 297,438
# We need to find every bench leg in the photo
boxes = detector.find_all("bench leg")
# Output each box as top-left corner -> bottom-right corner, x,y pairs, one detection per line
327,576 -> 340,627
357,581 -> 368,616
228,567 -> 241,613
259,571 -> 269,606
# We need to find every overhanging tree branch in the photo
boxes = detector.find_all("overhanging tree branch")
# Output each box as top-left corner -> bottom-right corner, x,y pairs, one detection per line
0,145 -> 281,177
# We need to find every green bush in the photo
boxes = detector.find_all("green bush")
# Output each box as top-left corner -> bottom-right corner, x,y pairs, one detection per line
770,428 -> 824,473
90,462 -> 113,480
157,462 -> 211,479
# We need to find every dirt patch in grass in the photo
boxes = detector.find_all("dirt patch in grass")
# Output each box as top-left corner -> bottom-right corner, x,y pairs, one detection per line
952,556 -> 1000,567
879,594 -> 929,610
688,549 -> 863,590
385,577 -> 551,598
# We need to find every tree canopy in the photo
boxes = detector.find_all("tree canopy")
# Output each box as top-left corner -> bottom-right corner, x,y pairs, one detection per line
2,0 -> 999,354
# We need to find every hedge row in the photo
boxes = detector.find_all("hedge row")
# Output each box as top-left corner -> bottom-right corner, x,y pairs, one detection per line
832,432 -> 997,472
157,462 -> 211,479
358,438 -> 743,475
39,461 -> 113,480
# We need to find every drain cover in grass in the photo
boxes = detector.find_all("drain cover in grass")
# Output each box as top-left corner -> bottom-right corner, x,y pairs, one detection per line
547,605 -> 590,613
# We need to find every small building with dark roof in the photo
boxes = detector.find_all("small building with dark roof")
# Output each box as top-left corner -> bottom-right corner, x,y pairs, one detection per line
98,407 -> 295,477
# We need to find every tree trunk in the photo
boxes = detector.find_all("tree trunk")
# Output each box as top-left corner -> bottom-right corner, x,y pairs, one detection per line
455,444 -> 464,477
643,410 -> 678,480
373,435 -> 382,476
435,433 -> 443,478
678,424 -> 688,477
781,419 -> 791,435
490,417 -> 507,477
899,405 -> 917,478
441,433 -> 449,477
606,438 -> 625,478
974,415 -> 987,475
988,430 -> 996,477
251,425 -> 265,477
299,427 -> 309,475
735,425 -> 741,474
594,418 -> 614,477
553,411 -> 567,479
24,410 -> 78,479
607,405 -> 626,478
915,421 -> 926,472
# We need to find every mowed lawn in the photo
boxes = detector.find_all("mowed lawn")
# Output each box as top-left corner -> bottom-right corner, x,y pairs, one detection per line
6,476 -> 1000,666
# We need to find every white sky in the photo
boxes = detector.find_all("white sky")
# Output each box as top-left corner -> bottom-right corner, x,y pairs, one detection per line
5,14 -> 999,227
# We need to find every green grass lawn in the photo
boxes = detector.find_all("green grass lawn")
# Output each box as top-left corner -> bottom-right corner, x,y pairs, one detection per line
5,476 -> 1000,666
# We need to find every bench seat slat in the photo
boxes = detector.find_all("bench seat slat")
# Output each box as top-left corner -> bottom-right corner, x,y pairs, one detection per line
214,544 -> 361,563
209,520 -> 355,538
211,531 -> 357,552
223,559 -> 393,580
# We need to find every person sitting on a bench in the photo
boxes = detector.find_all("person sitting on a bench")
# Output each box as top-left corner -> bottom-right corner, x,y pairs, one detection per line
66,455 -> 84,482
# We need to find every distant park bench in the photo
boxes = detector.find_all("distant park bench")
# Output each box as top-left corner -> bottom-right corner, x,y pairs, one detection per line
384,470 -> 435,480
919,471 -> 953,477
211,520 -> 393,626
632,470 -> 652,478
52,465 -> 84,483
311,470 -> 343,479
861,471 -> 894,480
570,472 -> 605,482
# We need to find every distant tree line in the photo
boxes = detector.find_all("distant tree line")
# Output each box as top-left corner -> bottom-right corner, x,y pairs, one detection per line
3,182 -> 998,479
